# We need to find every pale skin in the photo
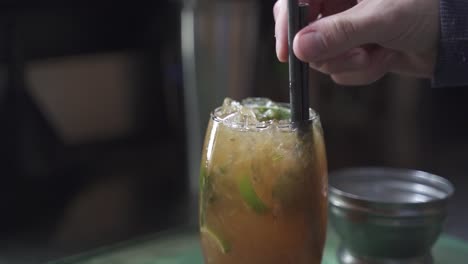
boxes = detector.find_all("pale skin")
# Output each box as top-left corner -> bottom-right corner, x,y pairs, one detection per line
274,0 -> 440,85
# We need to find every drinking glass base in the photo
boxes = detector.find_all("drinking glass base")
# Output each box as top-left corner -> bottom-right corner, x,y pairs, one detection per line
338,245 -> 433,264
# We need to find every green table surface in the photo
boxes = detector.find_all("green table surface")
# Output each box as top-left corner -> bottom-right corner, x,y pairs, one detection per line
49,226 -> 468,264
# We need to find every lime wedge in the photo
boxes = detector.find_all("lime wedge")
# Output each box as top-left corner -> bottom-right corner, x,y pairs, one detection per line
199,166 -> 209,226
255,106 -> 291,121
200,167 -> 207,191
272,153 -> 284,161
237,175 -> 269,214
200,226 -> 231,254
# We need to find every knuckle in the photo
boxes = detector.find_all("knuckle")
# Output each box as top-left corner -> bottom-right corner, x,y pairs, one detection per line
316,28 -> 333,51
330,17 -> 357,43
330,74 -> 350,85
319,63 -> 334,74
316,16 -> 358,52
331,70 -> 382,86
309,61 -> 329,73
363,68 -> 387,84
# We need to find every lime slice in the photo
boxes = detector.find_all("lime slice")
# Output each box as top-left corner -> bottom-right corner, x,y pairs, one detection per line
255,106 -> 291,121
272,153 -> 284,161
200,167 -> 207,191
237,175 -> 269,214
200,226 -> 231,254
199,167 -> 209,226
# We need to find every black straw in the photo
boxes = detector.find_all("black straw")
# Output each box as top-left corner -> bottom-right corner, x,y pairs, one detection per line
288,0 -> 310,124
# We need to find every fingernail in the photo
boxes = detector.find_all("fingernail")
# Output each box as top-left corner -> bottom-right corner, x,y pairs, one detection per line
297,31 -> 325,61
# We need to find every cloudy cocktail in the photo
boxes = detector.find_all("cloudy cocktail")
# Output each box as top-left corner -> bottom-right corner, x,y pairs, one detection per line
199,98 -> 327,264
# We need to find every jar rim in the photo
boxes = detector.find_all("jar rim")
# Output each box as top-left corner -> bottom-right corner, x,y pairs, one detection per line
210,99 -> 319,131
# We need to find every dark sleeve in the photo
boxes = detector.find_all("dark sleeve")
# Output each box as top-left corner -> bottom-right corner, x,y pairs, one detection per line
433,0 -> 468,87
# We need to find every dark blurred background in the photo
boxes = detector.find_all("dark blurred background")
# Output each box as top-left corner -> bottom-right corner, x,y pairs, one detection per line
0,1 -> 467,263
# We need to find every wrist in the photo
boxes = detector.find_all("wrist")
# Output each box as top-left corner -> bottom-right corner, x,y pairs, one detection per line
433,0 -> 468,87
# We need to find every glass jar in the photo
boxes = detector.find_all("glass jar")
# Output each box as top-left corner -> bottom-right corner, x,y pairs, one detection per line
199,98 -> 328,264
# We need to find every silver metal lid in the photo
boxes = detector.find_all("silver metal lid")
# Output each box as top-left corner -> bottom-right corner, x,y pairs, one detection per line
329,167 -> 454,217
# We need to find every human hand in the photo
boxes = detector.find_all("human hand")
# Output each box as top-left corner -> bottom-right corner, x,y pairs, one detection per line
274,0 -> 439,85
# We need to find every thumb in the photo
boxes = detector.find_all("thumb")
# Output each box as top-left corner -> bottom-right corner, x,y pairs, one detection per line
293,2 -> 381,62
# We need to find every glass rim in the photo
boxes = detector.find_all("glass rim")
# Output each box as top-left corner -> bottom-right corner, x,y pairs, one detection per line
210,102 -> 319,130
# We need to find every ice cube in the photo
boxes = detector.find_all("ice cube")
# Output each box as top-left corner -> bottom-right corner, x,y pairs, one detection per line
220,98 -> 242,116
219,98 -> 259,128
223,106 -> 258,128
241,97 -> 291,122
239,105 -> 258,124
241,97 -> 274,108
